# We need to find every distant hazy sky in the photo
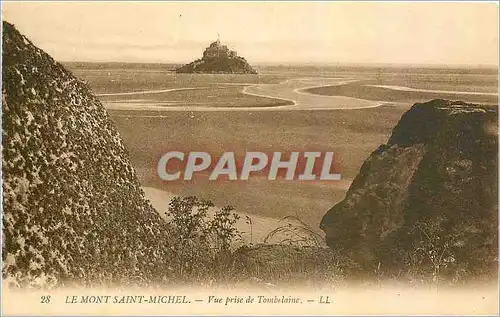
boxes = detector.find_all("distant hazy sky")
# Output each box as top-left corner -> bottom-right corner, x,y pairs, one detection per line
2,1 -> 499,66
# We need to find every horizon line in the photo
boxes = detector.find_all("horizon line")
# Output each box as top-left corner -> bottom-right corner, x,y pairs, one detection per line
61,60 -> 500,70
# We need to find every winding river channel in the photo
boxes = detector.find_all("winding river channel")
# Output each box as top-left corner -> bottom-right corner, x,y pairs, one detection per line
99,77 -> 496,111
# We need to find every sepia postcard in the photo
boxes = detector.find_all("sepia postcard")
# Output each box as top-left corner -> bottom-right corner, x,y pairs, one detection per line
1,1 -> 499,315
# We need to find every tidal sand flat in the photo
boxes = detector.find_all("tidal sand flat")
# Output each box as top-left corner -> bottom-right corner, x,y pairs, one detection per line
304,69 -> 498,104
3,2 -> 499,315
242,78 -> 383,110
73,64 -> 497,232
107,107 -> 406,230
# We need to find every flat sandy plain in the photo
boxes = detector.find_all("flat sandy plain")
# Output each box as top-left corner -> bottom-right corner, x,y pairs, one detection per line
2,283 -> 498,315
68,63 -> 498,238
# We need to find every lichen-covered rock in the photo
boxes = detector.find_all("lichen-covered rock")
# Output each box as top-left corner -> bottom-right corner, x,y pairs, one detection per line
320,99 -> 498,279
2,21 -> 170,288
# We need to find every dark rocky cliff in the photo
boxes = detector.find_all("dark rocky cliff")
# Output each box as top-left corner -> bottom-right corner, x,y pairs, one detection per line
2,21 -> 170,288
320,99 -> 498,280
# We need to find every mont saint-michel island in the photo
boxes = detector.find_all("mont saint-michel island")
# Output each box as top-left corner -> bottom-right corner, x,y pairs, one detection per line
176,37 -> 257,74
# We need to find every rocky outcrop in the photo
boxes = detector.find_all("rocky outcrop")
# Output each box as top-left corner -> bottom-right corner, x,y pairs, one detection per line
320,99 -> 498,279
176,39 -> 257,74
2,21 -> 170,288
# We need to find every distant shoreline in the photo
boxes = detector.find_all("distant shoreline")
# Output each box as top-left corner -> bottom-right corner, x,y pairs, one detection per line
64,61 -> 499,74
